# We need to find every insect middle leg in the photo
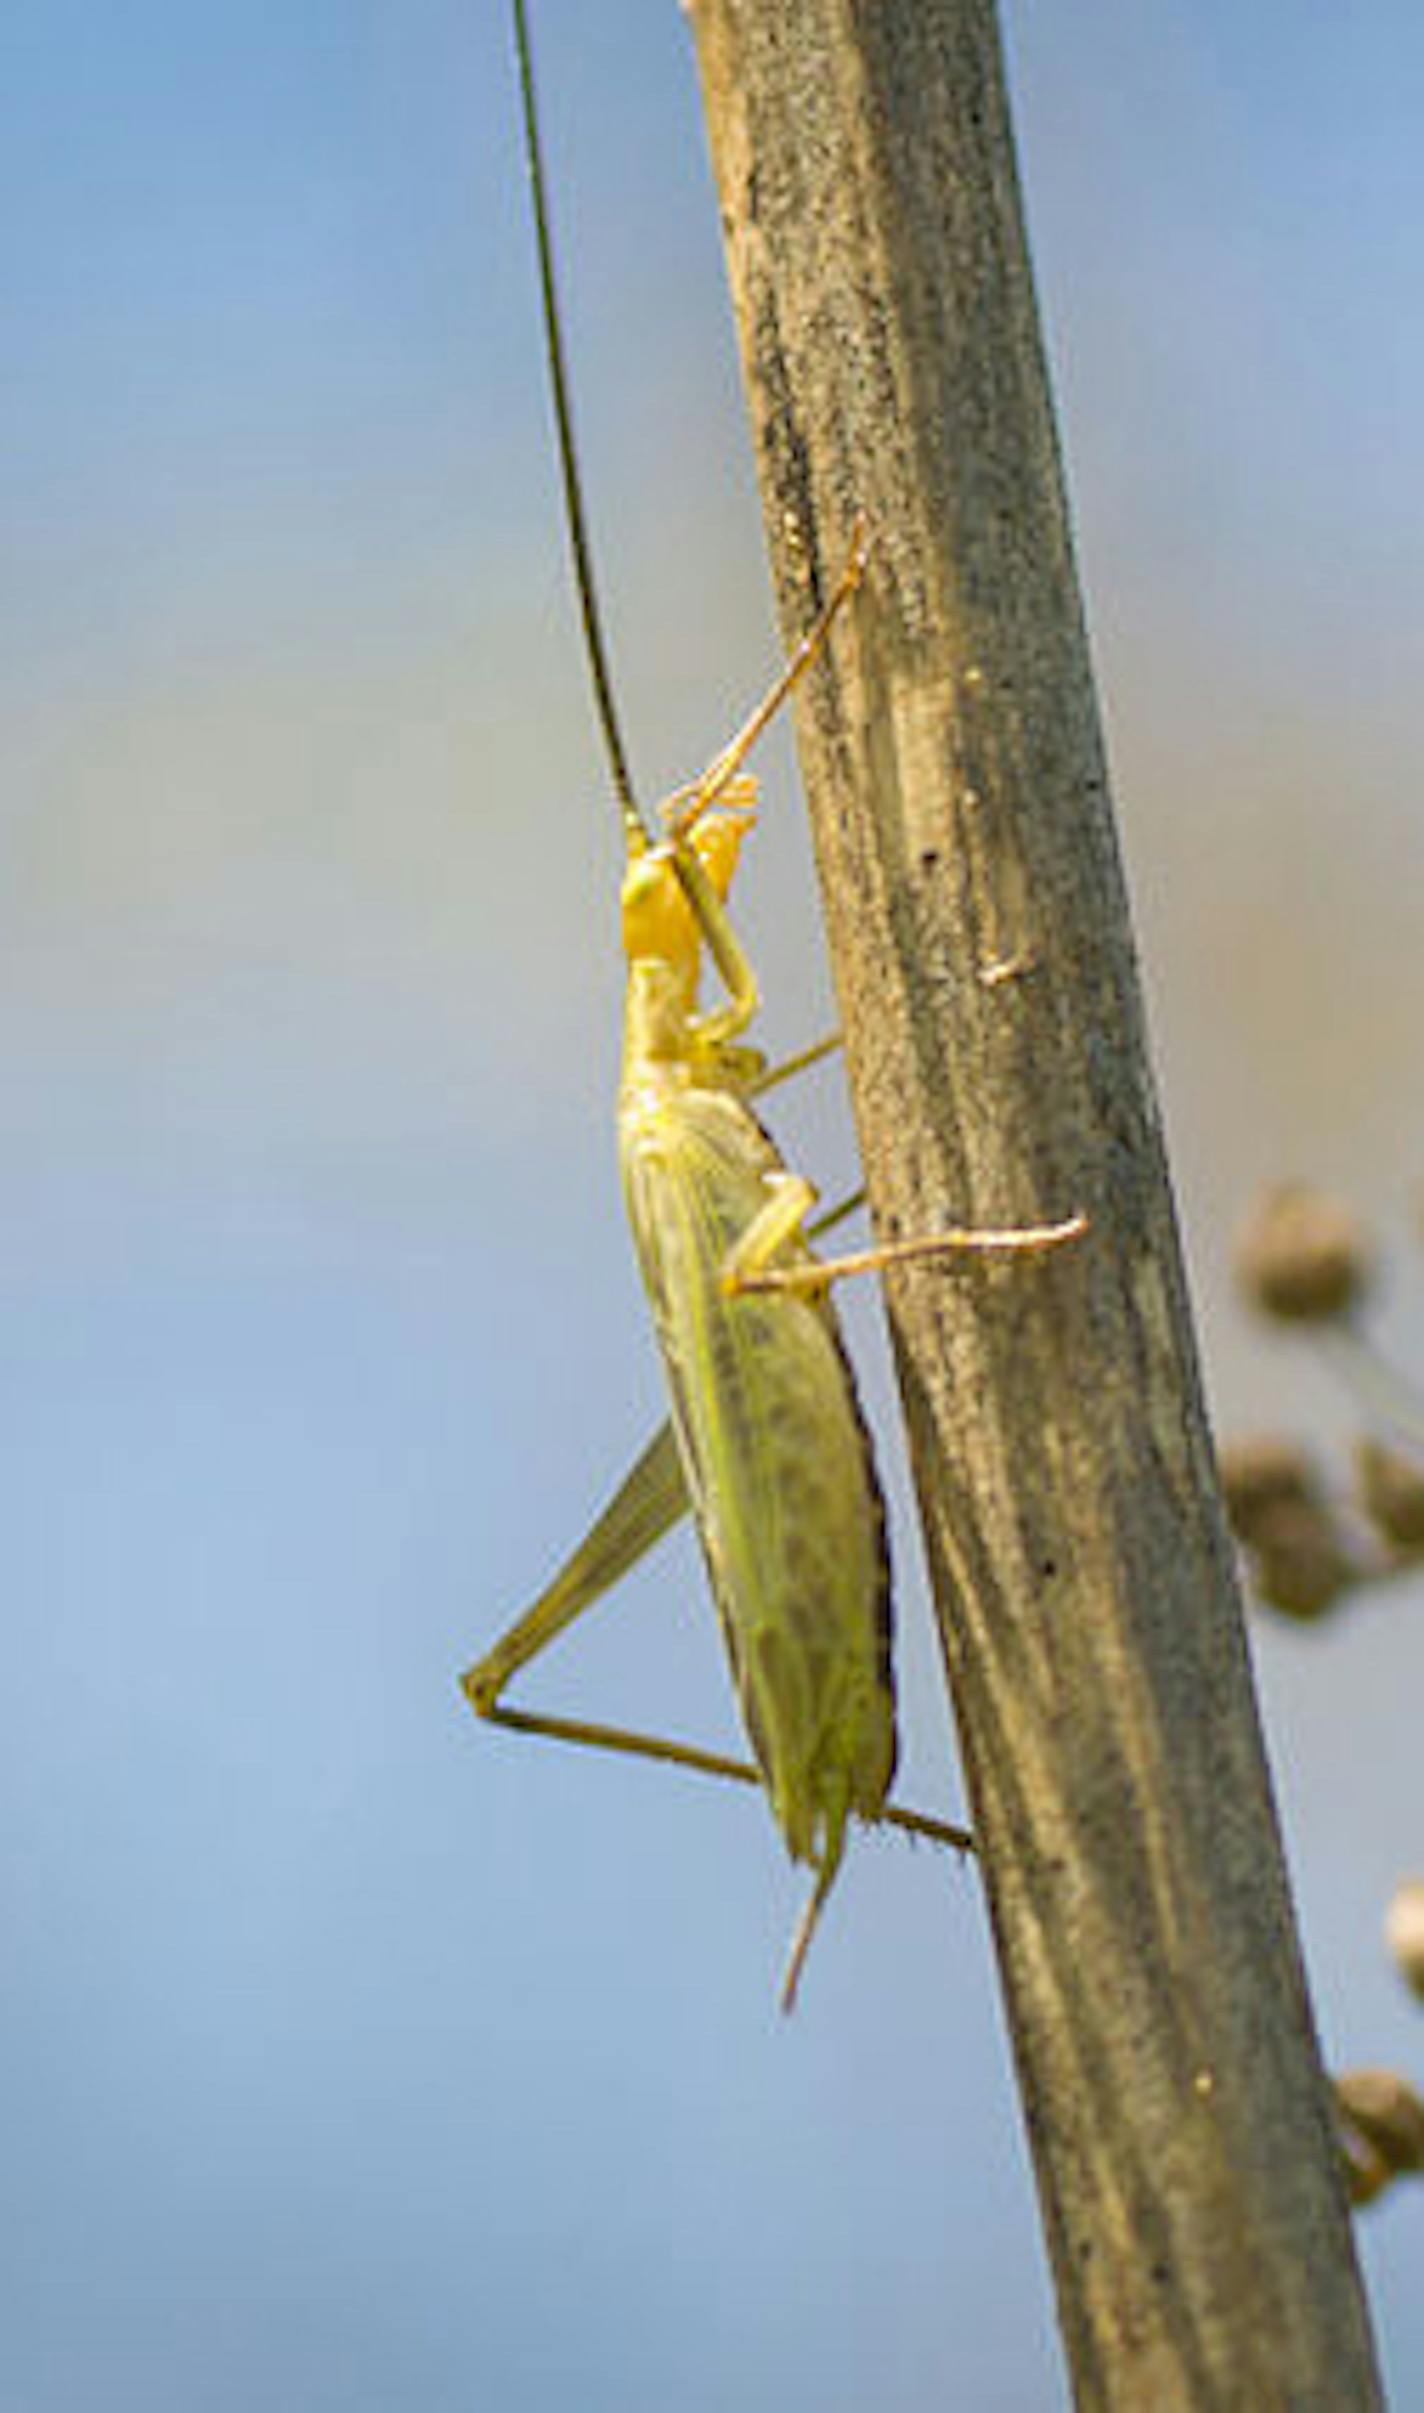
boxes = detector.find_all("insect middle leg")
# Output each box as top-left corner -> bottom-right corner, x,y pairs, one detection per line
747,1029 -> 843,1099
723,1176 -> 1086,1298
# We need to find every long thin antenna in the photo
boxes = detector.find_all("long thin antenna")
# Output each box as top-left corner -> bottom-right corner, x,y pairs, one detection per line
511,0 -> 649,846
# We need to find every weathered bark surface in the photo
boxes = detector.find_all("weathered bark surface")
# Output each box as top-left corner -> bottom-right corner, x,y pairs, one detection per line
687,3 -> 1382,2404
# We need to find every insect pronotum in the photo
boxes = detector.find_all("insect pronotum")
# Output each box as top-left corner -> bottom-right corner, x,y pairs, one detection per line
463,0 -> 1086,2011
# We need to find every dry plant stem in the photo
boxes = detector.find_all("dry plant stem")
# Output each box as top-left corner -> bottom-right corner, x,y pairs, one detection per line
687,3 -> 1381,2405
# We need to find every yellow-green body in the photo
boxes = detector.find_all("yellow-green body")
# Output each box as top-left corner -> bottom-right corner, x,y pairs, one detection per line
463,781 -> 1071,2001
619,932 -> 896,1887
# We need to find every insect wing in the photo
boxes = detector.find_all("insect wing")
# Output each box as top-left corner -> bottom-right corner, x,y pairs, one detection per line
620,1082 -> 897,1868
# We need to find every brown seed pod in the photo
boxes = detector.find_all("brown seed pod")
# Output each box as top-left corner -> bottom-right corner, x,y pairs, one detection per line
1355,1438 -> 1424,1555
1235,1184 -> 1372,1324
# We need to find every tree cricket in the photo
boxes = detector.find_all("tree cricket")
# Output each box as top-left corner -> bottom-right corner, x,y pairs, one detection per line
462,0 -> 1086,2010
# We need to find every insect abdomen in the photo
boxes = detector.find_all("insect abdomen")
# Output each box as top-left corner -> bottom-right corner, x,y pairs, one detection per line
621,1082 -> 896,1872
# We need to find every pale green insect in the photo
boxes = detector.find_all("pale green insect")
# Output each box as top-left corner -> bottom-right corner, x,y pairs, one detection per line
463,1 -> 1083,2009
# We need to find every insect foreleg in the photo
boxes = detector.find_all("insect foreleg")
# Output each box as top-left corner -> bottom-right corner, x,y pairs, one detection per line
658,515 -> 873,1048
672,837 -> 760,1050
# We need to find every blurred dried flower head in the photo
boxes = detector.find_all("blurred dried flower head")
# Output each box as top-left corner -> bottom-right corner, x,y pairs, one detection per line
1236,1184 -> 1372,1324
1334,2068 -> 1424,2208
1249,1504 -> 1353,1621
1217,1436 -> 1354,1619
1218,1437 -> 1319,1544
1385,1880 -> 1424,2001
1354,1439 -> 1424,1556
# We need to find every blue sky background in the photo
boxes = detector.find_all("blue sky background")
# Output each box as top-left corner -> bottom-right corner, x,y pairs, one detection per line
3,3 -> 1424,2406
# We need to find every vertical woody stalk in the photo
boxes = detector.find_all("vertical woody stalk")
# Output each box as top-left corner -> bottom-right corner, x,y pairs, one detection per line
687,2 -> 1382,2403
